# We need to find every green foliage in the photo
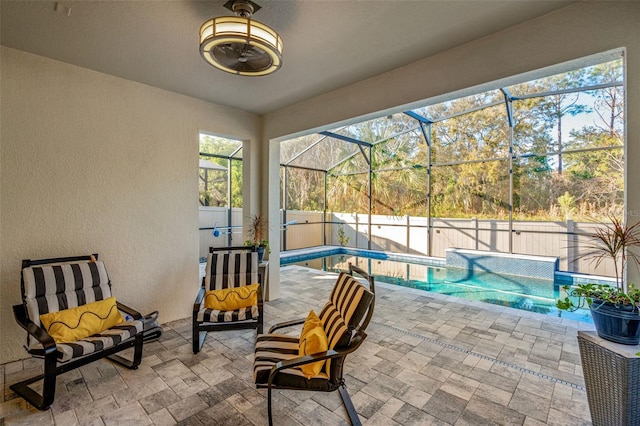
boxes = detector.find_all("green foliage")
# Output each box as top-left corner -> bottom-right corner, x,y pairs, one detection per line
199,190 -> 212,207
282,60 -> 624,221
579,214 -> 640,289
244,214 -> 271,254
558,191 -> 576,220
199,135 -> 243,208
283,167 -> 323,211
244,239 -> 270,254
557,283 -> 640,313
336,224 -> 350,246
557,214 -> 640,312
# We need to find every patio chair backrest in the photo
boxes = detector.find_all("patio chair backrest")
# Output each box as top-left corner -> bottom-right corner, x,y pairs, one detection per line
318,271 -> 374,381
328,271 -> 374,329
204,250 -> 259,291
21,259 -> 112,327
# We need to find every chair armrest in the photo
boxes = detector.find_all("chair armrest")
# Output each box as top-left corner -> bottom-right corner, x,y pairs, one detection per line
273,349 -> 340,371
116,302 -> 142,320
267,330 -> 368,386
267,349 -> 342,386
347,329 -> 367,353
268,318 -> 306,334
193,286 -> 205,311
12,304 -> 56,355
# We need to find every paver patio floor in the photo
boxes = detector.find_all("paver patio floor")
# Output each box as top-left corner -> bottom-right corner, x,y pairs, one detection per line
1,265 -> 594,425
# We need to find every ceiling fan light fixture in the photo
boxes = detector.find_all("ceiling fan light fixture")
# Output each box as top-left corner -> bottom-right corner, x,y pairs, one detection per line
199,1 -> 283,76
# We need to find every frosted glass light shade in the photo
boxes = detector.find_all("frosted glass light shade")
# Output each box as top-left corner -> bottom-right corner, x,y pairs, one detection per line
199,16 -> 283,76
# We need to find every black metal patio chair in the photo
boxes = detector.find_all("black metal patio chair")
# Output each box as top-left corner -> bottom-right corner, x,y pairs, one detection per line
193,246 -> 264,353
253,263 -> 375,426
11,253 -> 144,410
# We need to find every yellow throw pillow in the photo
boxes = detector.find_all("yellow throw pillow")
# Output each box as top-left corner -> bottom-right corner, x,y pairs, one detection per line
298,310 -> 328,378
204,283 -> 259,311
300,309 -> 323,337
39,297 -> 124,343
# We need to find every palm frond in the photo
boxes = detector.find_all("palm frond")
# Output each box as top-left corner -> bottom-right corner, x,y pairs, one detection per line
574,213 -> 640,290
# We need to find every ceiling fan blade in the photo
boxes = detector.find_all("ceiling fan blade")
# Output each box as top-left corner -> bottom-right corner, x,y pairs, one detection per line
211,41 -> 273,72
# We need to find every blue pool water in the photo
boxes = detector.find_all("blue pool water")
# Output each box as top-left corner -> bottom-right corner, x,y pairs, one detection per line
282,252 -> 593,323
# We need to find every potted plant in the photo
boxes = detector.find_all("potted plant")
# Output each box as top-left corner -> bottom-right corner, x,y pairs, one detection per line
557,214 -> 640,344
245,214 -> 270,262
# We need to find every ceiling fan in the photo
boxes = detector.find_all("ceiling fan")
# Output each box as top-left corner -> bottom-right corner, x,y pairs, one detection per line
199,0 -> 283,76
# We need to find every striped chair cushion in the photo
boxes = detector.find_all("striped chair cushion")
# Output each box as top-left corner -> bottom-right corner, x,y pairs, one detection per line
319,302 -> 350,349
329,272 -> 374,328
319,302 -> 350,377
27,320 -> 143,363
197,251 -> 259,324
22,260 -> 112,328
253,334 -> 331,390
196,305 -> 259,323
204,251 -> 259,291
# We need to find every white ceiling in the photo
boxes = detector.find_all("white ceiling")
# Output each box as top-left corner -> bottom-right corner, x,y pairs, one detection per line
1,1 -> 575,115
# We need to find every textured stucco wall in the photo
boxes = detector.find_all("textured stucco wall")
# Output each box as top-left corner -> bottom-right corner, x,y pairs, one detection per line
0,47 -> 260,363
3,1 -> 640,363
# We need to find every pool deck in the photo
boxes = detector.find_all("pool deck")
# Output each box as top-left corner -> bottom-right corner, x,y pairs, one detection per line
2,265 -> 595,425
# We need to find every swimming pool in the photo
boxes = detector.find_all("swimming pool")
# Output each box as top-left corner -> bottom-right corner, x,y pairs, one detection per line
281,250 -> 593,323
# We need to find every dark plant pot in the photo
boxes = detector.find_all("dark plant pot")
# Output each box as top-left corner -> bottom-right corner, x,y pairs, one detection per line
257,246 -> 266,263
590,299 -> 640,345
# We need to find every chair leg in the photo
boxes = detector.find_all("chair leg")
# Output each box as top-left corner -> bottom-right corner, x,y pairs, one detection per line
108,333 -> 143,369
193,323 -> 199,353
133,332 -> 144,366
193,329 -> 206,354
339,384 -> 362,426
10,352 -> 57,410
267,384 -> 274,426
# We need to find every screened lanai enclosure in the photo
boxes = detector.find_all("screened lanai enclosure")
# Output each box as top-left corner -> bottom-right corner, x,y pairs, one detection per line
198,135 -> 244,256
280,56 -> 624,276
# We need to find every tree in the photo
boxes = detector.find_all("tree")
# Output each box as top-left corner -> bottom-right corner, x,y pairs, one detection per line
281,59 -> 624,223
199,135 -> 243,207
587,59 -> 624,139
525,69 -> 589,174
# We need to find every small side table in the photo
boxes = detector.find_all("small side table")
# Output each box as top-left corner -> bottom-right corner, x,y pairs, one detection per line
577,331 -> 640,426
